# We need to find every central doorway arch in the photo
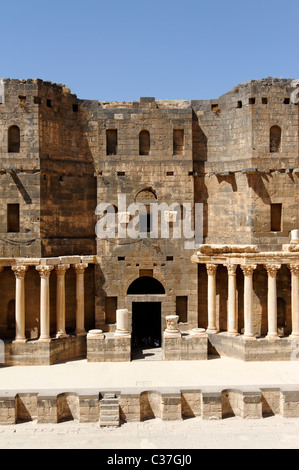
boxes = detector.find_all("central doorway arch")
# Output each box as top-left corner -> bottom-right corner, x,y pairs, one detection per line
127,276 -> 165,360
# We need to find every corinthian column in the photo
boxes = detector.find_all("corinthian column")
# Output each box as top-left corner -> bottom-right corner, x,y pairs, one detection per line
225,264 -> 238,336
241,264 -> 257,339
55,264 -> 69,338
12,265 -> 28,343
36,265 -> 54,342
265,264 -> 281,340
289,264 -> 299,339
206,264 -> 218,334
73,263 -> 88,336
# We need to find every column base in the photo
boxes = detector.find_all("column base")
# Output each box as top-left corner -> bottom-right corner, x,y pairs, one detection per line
242,334 -> 256,341
114,331 -> 131,338
13,338 -> 27,344
289,334 -> 299,340
75,330 -> 87,337
266,333 -> 280,342
56,332 -> 69,339
190,328 -> 207,337
206,328 -> 219,334
164,331 -> 181,338
226,331 -> 240,337
38,337 -> 52,343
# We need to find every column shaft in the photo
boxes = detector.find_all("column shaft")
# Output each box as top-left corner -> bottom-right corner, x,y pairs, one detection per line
289,265 -> 299,339
36,266 -> 53,342
55,265 -> 69,338
265,264 -> 281,340
241,265 -> 257,339
226,264 -> 238,336
12,266 -> 28,343
73,264 -> 88,336
206,264 -> 218,334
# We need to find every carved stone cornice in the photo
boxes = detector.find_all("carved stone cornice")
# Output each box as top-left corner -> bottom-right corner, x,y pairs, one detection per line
265,264 -> 281,277
241,264 -> 257,276
206,264 -> 218,276
12,265 -> 28,279
36,265 -> 54,278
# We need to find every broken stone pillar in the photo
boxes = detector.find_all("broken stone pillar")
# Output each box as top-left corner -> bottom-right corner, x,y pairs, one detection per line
115,309 -> 130,337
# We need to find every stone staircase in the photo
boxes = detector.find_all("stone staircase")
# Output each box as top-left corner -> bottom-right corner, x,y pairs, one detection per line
99,393 -> 120,427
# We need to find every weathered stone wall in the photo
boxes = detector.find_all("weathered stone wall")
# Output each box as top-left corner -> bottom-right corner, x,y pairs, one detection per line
38,81 -> 97,257
0,79 -> 41,257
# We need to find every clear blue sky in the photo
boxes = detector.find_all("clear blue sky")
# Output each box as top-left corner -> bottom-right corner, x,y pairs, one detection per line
1,0 -> 298,101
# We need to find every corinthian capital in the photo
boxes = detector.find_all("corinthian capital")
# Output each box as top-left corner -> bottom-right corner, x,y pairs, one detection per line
224,263 -> 237,275
241,264 -> 257,276
72,263 -> 88,274
36,265 -> 54,278
55,264 -> 70,275
12,265 -> 28,279
206,264 -> 218,276
288,264 -> 299,276
265,264 -> 281,277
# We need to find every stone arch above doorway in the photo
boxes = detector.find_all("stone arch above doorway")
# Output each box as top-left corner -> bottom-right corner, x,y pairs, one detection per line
127,276 -> 165,295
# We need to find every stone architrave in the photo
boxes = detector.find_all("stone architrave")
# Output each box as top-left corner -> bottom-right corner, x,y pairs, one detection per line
115,309 -> 130,337
225,263 -> 239,336
12,265 -> 28,343
73,263 -> 88,336
55,264 -> 69,338
288,264 -> 299,339
241,264 -> 257,339
164,315 -> 181,338
265,264 -> 281,341
36,265 -> 54,342
206,264 -> 218,334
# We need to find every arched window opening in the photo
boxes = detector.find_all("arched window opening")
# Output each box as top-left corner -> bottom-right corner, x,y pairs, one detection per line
139,130 -> 150,155
270,126 -> 281,153
8,125 -> 20,153
127,276 -> 165,295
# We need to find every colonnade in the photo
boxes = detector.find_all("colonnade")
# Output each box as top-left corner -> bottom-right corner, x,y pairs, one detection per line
204,262 -> 299,340
8,263 -> 89,343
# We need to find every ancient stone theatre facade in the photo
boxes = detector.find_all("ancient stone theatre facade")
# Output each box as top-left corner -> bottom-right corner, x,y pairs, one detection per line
0,77 -> 298,365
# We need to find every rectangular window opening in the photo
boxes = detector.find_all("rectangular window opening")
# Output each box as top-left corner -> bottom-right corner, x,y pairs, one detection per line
105,297 -> 117,324
262,97 -> 268,104
34,96 -> 41,105
47,99 -> 52,108
176,296 -> 188,323
249,98 -> 256,105
283,98 -> 290,104
7,204 -> 20,233
118,256 -> 125,261
237,101 -> 242,108
73,103 -> 79,112
106,129 -> 117,155
173,129 -> 184,155
166,256 -> 173,261
271,203 -> 282,232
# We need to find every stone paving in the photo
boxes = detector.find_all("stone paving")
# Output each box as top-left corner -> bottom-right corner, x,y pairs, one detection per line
1,415 -> 299,449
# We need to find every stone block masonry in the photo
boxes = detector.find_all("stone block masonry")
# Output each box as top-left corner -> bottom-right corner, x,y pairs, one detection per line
0,386 -> 299,425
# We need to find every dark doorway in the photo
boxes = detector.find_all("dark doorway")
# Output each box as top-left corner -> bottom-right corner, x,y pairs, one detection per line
132,302 -> 162,360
